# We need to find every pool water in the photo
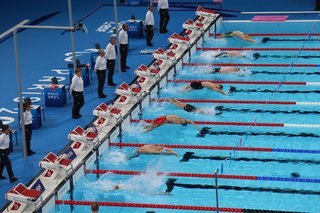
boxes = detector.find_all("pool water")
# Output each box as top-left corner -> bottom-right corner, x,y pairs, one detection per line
52,21 -> 320,213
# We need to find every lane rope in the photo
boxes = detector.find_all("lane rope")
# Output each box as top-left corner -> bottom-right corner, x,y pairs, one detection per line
109,142 -> 320,154
182,62 -> 318,67
56,200 -> 305,213
152,98 -> 320,106
84,169 -> 320,183
209,33 -> 320,37
196,47 -> 320,51
167,79 -> 312,85
131,119 -> 320,128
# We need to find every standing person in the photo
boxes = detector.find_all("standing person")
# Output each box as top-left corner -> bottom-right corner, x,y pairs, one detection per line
119,23 -> 130,72
23,102 -> 35,156
70,68 -> 84,119
158,0 -> 170,33
105,37 -> 117,87
0,125 -> 17,183
145,6 -> 154,47
94,49 -> 107,98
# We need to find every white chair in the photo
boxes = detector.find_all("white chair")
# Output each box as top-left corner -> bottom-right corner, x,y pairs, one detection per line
92,116 -> 111,131
183,19 -> 204,31
169,42 -> 186,54
114,95 -> 133,108
134,64 -> 160,77
196,6 -> 218,24
93,103 -> 122,119
168,33 -> 190,45
152,48 -> 176,61
39,152 -> 73,178
5,201 -> 28,212
136,76 -> 152,89
115,82 -> 142,97
68,126 -> 99,143
6,183 -> 42,205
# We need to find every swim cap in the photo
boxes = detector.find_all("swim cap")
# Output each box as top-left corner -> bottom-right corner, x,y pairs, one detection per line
181,120 -> 188,126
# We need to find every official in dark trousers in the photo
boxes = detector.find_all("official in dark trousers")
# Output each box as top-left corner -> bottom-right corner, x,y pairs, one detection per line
145,6 -> 154,47
158,0 -> 170,33
94,49 -> 107,98
23,102 -> 35,156
70,68 -> 84,119
105,37 -> 117,87
119,23 -> 130,72
0,125 -> 17,183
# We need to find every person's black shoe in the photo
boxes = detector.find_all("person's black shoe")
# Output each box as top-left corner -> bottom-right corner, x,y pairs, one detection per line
0,176 -> 6,180
125,66 -> 130,69
10,177 -> 18,183
72,115 -> 80,119
111,83 -> 117,87
121,69 -> 126,72
160,30 -> 166,33
164,29 -> 169,33
99,94 -> 107,98
147,43 -> 153,47
29,150 -> 35,155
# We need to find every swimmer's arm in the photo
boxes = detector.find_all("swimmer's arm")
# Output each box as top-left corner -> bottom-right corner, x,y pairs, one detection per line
216,89 -> 228,95
179,85 -> 192,93
163,147 -> 179,157
186,119 -> 200,131
159,191 -> 172,196
198,109 -> 210,115
143,125 -> 156,132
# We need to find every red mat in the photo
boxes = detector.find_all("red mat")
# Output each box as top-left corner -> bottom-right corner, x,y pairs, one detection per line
251,15 -> 288,22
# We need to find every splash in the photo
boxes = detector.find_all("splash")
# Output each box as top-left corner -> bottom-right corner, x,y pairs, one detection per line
103,149 -> 127,166
236,67 -> 252,77
125,161 -> 166,195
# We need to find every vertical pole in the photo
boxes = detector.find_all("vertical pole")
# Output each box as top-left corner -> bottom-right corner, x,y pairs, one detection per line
215,169 -> 219,213
68,0 -> 77,73
114,0 -> 121,73
13,29 -> 27,159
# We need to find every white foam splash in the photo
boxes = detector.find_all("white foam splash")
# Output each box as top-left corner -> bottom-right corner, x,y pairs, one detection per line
103,150 -> 127,166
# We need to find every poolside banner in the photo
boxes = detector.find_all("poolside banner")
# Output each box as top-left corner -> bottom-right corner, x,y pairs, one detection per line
63,147 -> 77,160
31,179 -> 45,193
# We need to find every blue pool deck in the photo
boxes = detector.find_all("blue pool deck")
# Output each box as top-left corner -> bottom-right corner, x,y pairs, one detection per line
1,0 -> 320,210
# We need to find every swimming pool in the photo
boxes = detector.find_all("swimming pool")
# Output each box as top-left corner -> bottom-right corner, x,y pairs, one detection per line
50,20 -> 320,213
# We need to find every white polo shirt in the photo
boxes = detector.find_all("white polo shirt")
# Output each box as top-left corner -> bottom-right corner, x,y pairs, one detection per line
70,75 -> 84,92
0,133 -> 10,149
105,43 -> 116,60
94,55 -> 107,71
145,10 -> 154,26
119,30 -> 128,45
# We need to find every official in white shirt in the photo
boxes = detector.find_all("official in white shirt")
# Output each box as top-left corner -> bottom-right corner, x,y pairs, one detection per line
70,68 -> 84,119
119,24 -> 130,72
158,0 -> 170,33
0,125 -> 17,183
145,6 -> 154,47
23,102 -> 35,156
105,37 -> 117,87
94,49 -> 107,98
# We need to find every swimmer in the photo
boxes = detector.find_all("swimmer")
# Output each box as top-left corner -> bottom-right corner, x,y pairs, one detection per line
143,114 -> 200,132
168,98 -> 210,115
127,144 -> 179,160
211,51 -> 246,58
220,31 -> 256,43
210,66 -> 241,74
181,81 -> 228,95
